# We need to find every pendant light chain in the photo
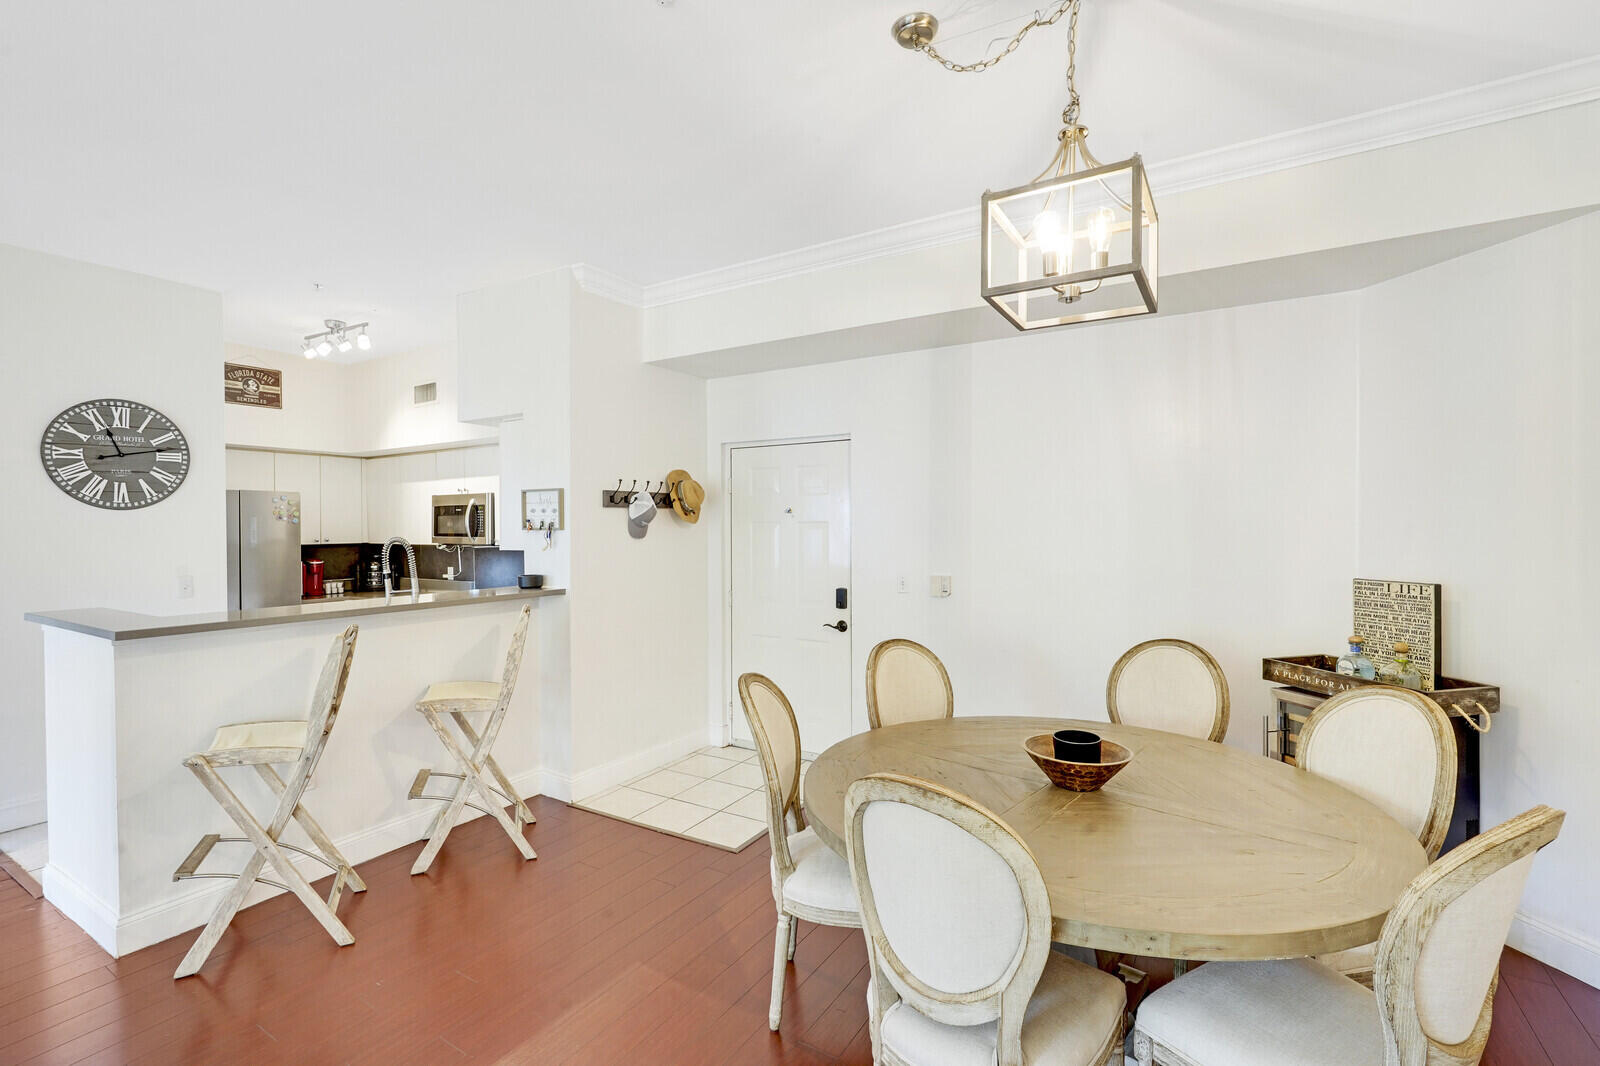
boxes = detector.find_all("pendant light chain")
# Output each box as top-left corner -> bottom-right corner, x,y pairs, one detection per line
914,1 -> 1079,76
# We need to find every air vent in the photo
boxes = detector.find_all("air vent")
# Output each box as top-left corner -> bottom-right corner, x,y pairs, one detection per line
413,382 -> 438,405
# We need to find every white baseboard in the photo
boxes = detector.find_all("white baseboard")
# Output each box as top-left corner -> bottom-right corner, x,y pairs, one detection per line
1509,910 -> 1600,987
534,767 -> 573,803
0,793 -> 46,834
568,729 -> 708,803
86,767 -> 546,958
41,862 -> 121,956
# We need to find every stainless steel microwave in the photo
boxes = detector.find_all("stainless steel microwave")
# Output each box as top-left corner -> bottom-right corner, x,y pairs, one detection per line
431,492 -> 496,545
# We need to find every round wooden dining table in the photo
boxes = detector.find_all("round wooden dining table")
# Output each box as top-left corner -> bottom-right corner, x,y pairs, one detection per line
803,716 -> 1427,961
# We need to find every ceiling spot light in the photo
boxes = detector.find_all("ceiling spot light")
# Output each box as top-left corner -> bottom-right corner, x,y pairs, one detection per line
301,318 -> 371,358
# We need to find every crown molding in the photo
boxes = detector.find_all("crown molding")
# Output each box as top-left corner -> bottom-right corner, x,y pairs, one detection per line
621,54 -> 1600,309
571,263 -> 644,307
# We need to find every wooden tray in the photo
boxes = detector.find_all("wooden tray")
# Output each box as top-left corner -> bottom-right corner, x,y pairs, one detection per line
1262,655 -> 1499,719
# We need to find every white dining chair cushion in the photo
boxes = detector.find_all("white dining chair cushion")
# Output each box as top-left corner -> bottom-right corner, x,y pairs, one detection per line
1136,958 -> 1384,1066
1413,851 -> 1535,1045
419,680 -> 502,706
775,826 -> 857,916
208,720 -> 308,753
878,950 -> 1124,1066
872,644 -> 950,727
863,800 -> 1026,1000
1112,644 -> 1221,740
1298,692 -> 1439,841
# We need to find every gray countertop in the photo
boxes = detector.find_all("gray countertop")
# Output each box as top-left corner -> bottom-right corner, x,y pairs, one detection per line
25,586 -> 565,642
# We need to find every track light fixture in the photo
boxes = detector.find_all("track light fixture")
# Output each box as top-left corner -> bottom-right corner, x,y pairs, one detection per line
302,318 -> 371,359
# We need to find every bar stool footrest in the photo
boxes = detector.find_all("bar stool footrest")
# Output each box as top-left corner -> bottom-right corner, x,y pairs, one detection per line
173,834 -> 223,881
409,768 -> 529,828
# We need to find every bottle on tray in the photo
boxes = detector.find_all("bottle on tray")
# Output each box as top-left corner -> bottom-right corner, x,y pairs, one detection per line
1381,641 -> 1424,690
1335,635 -> 1376,680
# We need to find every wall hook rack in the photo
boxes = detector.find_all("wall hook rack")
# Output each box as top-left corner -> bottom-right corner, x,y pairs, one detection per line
602,477 -> 672,509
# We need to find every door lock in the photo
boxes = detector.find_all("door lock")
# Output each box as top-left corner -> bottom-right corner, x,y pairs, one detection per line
823,620 -> 848,633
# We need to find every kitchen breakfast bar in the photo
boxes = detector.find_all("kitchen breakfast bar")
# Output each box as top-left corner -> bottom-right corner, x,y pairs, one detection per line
24,586 -> 564,957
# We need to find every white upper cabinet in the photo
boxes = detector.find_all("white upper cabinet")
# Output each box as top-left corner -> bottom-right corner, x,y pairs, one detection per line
273,452 -> 323,543
233,445 -> 496,546
225,448 -> 275,491
319,456 -> 365,544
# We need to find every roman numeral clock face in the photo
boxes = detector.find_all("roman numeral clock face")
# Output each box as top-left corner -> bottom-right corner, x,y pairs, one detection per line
40,400 -> 190,509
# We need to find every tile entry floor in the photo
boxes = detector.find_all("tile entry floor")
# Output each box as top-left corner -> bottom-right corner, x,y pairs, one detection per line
575,746 -> 810,852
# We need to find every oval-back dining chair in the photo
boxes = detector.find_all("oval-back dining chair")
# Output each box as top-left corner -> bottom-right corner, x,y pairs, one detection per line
865,639 -> 953,730
1106,639 -> 1229,743
1298,686 -> 1458,985
737,673 -> 861,1031
1131,805 -> 1564,1066
845,772 -> 1125,1066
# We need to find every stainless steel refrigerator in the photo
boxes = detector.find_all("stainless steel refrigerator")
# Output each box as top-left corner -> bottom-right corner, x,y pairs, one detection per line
227,490 -> 303,609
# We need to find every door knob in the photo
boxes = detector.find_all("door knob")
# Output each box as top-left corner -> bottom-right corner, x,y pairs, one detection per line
823,620 -> 848,633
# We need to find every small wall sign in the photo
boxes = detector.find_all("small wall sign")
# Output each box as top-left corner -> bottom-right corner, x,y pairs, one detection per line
1353,578 -> 1441,690
224,363 -> 283,409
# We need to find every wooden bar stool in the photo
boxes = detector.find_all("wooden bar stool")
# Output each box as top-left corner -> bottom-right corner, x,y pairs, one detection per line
408,604 -> 536,874
172,625 -> 363,979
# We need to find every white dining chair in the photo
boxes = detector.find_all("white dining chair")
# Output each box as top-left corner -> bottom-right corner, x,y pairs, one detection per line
1298,687 -> 1457,985
408,604 -> 536,874
844,772 -> 1126,1066
1106,638 -> 1229,743
866,638 -> 954,730
172,625 -> 363,979
737,672 -> 862,1031
1132,805 -> 1564,1066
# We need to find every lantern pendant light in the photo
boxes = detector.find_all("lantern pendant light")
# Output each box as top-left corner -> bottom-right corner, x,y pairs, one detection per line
896,1 -> 1157,330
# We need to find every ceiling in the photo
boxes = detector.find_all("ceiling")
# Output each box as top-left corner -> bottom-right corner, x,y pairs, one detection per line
1,1 -> 1595,355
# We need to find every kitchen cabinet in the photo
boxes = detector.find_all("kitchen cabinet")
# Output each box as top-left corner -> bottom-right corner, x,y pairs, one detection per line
225,448 -> 275,491
273,453 -> 322,543
319,456 -> 365,543
235,445 -> 496,546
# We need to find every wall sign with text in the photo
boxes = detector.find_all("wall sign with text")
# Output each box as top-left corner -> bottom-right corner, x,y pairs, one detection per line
1353,578 -> 1441,690
224,363 -> 283,409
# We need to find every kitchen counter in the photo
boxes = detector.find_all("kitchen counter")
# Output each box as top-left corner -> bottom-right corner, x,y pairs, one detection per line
27,586 -> 561,956
26,585 -> 563,642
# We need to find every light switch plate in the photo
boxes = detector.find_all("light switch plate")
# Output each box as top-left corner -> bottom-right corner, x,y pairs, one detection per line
178,574 -> 195,599
930,575 -> 952,598
897,575 -> 909,594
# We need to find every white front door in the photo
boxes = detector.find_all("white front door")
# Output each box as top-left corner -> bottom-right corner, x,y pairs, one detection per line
729,439 -> 852,755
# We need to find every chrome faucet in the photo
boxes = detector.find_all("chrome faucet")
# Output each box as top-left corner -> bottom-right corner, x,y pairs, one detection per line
381,537 -> 419,604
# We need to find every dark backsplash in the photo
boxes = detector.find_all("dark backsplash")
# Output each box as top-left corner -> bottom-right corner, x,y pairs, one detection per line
301,543 -> 526,590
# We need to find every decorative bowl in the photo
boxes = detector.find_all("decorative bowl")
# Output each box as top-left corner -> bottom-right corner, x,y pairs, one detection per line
1024,734 -> 1133,792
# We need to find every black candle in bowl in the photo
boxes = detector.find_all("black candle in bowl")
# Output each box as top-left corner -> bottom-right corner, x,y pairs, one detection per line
1053,728 -> 1102,763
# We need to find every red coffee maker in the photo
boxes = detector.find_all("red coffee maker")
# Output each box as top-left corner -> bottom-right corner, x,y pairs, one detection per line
302,559 -> 325,599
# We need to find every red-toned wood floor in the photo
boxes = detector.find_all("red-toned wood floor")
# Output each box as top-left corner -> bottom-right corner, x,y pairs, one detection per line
1,797 -> 1596,1065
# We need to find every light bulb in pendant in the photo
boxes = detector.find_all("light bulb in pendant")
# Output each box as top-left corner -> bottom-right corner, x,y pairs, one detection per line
1034,209 -> 1071,277
1088,207 -> 1115,269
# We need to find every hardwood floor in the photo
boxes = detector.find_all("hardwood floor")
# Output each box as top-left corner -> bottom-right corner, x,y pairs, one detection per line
0,798 -> 1595,1065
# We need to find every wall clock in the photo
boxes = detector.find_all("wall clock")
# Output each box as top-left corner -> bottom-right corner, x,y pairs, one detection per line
40,399 -> 190,509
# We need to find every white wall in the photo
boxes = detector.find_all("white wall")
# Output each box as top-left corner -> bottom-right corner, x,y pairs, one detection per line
1,244 -> 225,831
222,342 -> 494,455
222,343 -> 366,454
705,293 -> 1361,747
568,289 -> 709,791
1358,212 -> 1600,985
